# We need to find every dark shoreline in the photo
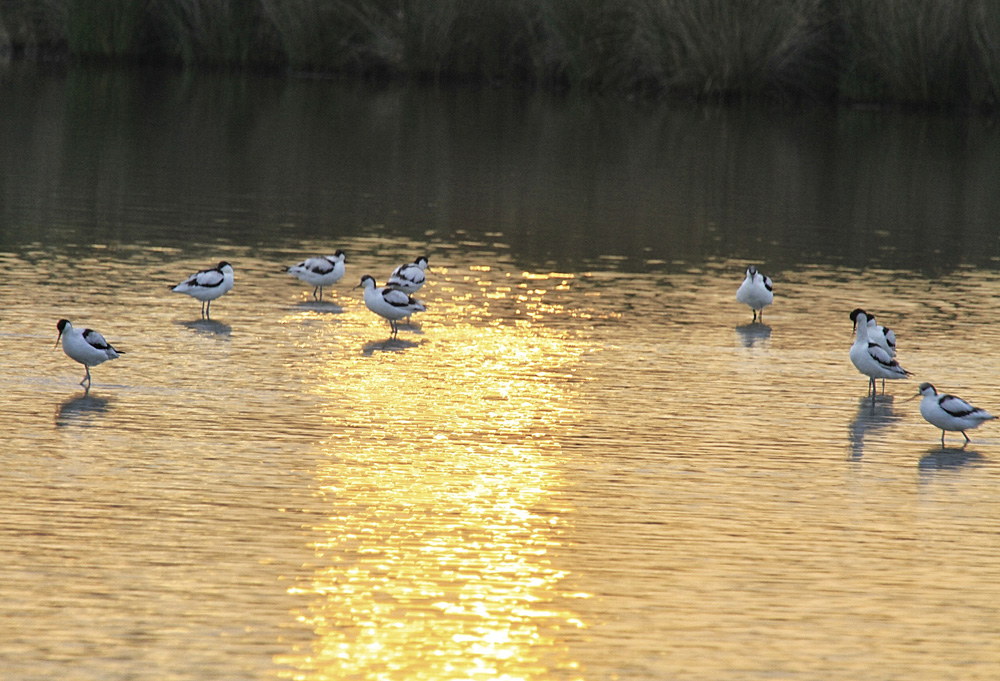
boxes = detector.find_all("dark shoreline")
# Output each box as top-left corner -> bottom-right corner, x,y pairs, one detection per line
2,0 -> 998,114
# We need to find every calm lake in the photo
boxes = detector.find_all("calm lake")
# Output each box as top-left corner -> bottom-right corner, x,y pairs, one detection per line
2,64 -> 999,681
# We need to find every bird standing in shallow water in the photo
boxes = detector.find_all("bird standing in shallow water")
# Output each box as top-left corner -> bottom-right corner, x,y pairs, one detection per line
171,261 -> 234,319
357,274 -> 426,338
851,308 -> 896,357
388,256 -> 429,294
917,382 -> 995,447
851,308 -> 899,392
849,309 -> 910,397
55,319 -> 122,389
736,265 -> 773,322
286,251 -> 346,301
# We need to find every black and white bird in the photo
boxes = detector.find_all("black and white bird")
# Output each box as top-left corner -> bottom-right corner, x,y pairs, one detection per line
849,310 -> 910,397
171,261 -> 234,319
286,251 -> 346,301
387,256 -> 429,294
55,319 -> 122,388
736,265 -> 773,322
917,383 -> 996,447
851,308 -> 899,392
357,274 -> 426,337
851,308 -> 896,357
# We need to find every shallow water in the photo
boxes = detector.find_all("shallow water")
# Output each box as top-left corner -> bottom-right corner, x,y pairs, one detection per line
2,66 -> 999,680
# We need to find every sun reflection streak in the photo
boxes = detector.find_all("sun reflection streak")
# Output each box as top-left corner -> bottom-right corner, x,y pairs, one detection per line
276,266 -> 592,681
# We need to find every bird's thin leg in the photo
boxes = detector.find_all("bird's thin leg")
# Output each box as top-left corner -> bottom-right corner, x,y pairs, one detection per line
206,300 -> 212,319
941,431 -> 946,447
881,379 -> 885,394
752,310 -> 758,323
81,366 -> 91,388
318,286 -> 323,301
962,431 -> 970,445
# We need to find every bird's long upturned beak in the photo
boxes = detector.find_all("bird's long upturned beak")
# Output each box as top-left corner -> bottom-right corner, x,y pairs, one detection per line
54,332 -> 63,349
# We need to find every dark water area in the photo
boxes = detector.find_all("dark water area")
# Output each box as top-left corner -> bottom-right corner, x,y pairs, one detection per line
3,64 -> 999,276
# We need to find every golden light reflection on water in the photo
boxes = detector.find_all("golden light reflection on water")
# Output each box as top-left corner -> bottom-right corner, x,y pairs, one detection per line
276,266 -> 592,681
7,245 -> 1000,681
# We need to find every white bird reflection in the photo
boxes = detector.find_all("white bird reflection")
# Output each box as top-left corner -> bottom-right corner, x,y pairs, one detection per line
293,301 -> 344,315
179,319 -> 232,337
55,391 -> 111,427
918,448 -> 984,473
848,395 -> 902,459
361,337 -> 422,356
735,322 -> 771,347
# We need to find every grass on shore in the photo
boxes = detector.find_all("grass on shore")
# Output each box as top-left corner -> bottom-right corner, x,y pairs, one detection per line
1,0 -> 998,109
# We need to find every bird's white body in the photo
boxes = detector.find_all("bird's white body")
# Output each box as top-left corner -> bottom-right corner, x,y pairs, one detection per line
918,383 -> 995,446
55,319 -> 122,387
736,266 -> 773,322
852,309 -> 896,358
358,275 -> 426,337
387,256 -> 429,294
870,319 -> 897,357
287,251 -> 346,300
849,310 -> 909,395
171,261 -> 234,318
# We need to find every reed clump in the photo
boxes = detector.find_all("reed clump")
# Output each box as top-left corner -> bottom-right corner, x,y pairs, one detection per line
2,0 -> 999,109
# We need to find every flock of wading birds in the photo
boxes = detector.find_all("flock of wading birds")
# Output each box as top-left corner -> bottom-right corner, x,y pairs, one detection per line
55,258 -> 994,447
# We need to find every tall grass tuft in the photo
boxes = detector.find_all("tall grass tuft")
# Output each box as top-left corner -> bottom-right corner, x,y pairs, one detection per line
263,0 -> 404,76
840,0 -> 969,106
0,0 -> 67,56
66,0 -> 146,59
626,0 -> 840,100
968,0 -> 1000,108
151,0 -> 281,67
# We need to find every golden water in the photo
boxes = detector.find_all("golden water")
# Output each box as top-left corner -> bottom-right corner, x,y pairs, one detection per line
4,248 -> 999,680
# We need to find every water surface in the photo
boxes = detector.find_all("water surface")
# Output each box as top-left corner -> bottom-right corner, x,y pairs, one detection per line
1,65 -> 999,681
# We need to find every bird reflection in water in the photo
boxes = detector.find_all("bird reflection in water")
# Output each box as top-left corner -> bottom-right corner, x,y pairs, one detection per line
293,301 -> 344,315
180,319 -> 232,337
55,391 -> 111,427
848,395 -> 902,460
362,337 -> 422,356
735,322 -> 771,348
918,447 -> 984,473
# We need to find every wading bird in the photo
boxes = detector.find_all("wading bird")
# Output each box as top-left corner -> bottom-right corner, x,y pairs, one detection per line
286,251 -> 346,301
171,261 -> 234,319
917,382 -> 995,447
357,274 -> 426,338
388,255 -> 429,294
55,319 -> 122,389
736,265 -> 773,322
849,310 -> 910,398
